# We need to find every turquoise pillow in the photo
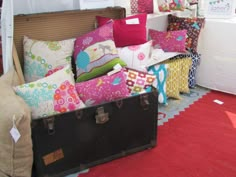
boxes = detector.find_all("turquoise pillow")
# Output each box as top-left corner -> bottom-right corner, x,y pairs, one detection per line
148,64 -> 168,105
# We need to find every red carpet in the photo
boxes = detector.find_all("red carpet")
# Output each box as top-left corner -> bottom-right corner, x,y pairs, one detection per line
79,91 -> 236,177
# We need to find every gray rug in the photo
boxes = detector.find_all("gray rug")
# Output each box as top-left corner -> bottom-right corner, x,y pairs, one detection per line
158,86 -> 210,126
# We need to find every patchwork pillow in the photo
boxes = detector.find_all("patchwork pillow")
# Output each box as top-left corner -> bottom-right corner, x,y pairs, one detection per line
170,51 -> 201,88
75,69 -> 129,106
14,65 -> 85,119
0,68 -> 33,177
73,22 -> 126,82
23,36 -> 75,83
162,59 -> 181,99
117,40 -> 152,72
167,14 -> 205,52
124,67 -> 156,94
96,13 -> 147,47
149,29 -> 187,52
148,64 -> 168,105
178,58 -> 192,93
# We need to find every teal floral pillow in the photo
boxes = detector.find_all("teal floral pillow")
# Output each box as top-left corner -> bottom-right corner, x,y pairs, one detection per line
14,65 -> 85,119
23,36 -> 75,83
148,64 -> 168,105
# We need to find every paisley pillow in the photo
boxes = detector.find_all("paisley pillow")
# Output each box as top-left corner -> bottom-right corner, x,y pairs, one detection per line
23,36 -> 75,83
14,65 -> 85,119
75,69 -> 129,106
73,21 -> 126,82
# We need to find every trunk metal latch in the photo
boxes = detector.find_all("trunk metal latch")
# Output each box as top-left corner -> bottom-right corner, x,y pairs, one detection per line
95,107 -> 109,124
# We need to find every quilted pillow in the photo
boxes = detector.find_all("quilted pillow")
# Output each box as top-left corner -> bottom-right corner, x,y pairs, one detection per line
96,13 -> 147,47
14,65 -> 85,119
23,36 -> 75,83
162,59 -> 182,99
117,40 -> 152,72
170,51 -> 201,88
124,68 -> 156,94
148,64 -> 168,105
75,69 -> 129,106
167,14 -> 205,52
178,58 -> 192,93
149,29 -> 187,52
73,22 -> 126,82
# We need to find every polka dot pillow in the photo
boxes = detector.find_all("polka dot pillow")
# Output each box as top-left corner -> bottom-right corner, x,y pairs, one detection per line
14,65 -> 85,119
23,36 -> 75,83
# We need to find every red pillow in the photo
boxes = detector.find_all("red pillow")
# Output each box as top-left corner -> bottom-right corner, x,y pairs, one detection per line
96,14 -> 147,47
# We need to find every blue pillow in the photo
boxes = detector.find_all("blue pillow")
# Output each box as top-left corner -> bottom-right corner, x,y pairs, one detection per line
148,64 -> 168,105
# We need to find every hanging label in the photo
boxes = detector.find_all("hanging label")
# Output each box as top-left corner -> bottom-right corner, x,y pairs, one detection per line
10,115 -> 21,143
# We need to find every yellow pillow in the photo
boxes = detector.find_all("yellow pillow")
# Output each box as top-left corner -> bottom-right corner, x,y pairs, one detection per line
163,59 -> 181,100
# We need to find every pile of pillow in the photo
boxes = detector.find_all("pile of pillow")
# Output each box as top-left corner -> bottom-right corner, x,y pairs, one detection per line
13,13 -> 205,120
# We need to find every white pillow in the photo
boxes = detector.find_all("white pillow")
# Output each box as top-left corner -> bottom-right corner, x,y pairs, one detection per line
117,40 -> 152,72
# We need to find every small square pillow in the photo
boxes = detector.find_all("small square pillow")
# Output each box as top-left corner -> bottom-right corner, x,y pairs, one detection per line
178,58 -> 192,93
167,14 -> 205,52
148,64 -> 168,105
124,67 -> 156,94
23,36 -> 75,83
158,0 -> 171,12
117,40 -> 152,72
162,59 -> 182,99
73,22 -> 126,82
169,0 -> 185,11
149,29 -> 187,53
96,13 -> 147,47
14,65 -> 85,119
75,69 -> 129,106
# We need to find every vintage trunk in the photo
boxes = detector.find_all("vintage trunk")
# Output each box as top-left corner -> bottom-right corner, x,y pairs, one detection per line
13,7 -> 158,177
31,90 -> 158,177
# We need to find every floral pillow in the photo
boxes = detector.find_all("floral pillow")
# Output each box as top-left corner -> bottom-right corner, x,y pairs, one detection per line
149,29 -> 187,53
23,36 -> 75,83
157,0 -> 171,12
96,13 -> 147,47
162,59 -> 181,99
75,69 -> 129,106
169,0 -> 185,11
124,67 -> 156,94
117,40 -> 152,72
167,14 -> 205,52
148,64 -> 168,105
73,21 -> 126,82
14,65 -> 85,119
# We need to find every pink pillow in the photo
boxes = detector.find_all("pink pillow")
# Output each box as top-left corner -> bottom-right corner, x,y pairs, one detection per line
96,14 -> 147,47
149,29 -> 187,52
75,69 -> 129,106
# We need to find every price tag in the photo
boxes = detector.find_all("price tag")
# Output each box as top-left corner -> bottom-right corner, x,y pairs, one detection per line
10,115 -> 21,143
